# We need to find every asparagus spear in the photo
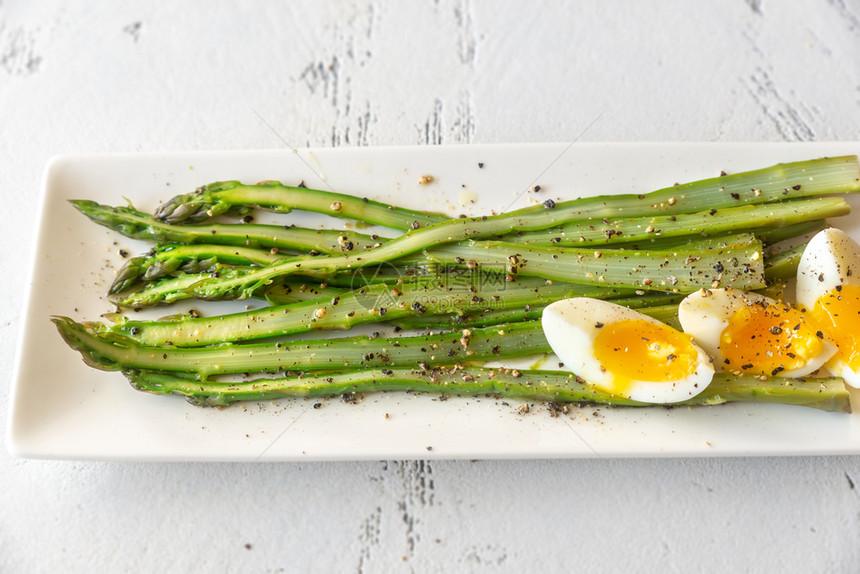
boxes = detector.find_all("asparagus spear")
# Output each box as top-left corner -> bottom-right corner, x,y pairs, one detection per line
110,218 -> 824,307
97,157 -> 860,304
526,222 -> 825,252
501,155 -> 860,221
152,180 -> 450,229
111,246 -> 432,305
182,230 -> 767,300
262,281 -> 349,305
388,300 -> 684,330
722,220 -> 825,247
110,244 -> 287,294
95,277 -> 639,347
113,258 -> 501,309
114,267 -> 386,308
107,231 -> 748,301
149,157 -> 859,300
124,366 -> 851,412
152,157 -> 860,227
763,243 -> 807,281
113,268 -> 267,308
111,235 -> 765,308
53,318 -> 549,378
55,290 -> 687,378
71,199 -> 385,255
111,199 -> 829,295
424,238 -> 765,291
108,225 -> 790,306
172,156 -> 860,300
503,197 -> 849,247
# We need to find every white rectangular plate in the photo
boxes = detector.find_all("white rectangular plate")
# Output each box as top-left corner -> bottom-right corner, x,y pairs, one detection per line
8,142 -> 860,461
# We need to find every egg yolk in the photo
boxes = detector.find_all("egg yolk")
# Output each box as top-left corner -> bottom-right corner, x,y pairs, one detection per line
806,284 -> 860,370
719,301 -> 823,376
592,319 -> 699,392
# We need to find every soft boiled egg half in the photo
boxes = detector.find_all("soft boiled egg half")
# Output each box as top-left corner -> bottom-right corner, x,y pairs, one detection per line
796,228 -> 860,388
678,288 -> 836,378
541,298 -> 714,403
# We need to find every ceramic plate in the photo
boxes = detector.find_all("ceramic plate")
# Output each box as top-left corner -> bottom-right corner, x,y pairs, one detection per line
7,142 -> 860,460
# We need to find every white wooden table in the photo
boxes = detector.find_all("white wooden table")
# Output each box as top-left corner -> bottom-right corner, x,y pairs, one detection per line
1,1 -> 858,571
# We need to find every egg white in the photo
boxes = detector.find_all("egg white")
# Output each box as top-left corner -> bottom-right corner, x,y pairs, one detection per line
796,228 -> 860,306
678,288 -> 836,378
796,228 -> 860,387
541,298 -> 714,404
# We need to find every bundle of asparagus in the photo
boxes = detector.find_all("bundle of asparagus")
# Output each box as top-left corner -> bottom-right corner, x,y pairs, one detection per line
55,155 -> 860,412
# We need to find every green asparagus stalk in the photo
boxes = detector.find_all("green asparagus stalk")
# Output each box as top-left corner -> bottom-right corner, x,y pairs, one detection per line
115,257 -> 530,309
116,267 -> 443,309
97,278 -> 640,347
562,221 -> 825,254
110,220 -> 820,307
152,157 -> 860,227
99,156 -> 860,299
113,269 -> 267,308
71,200 -> 386,255
182,234 -> 767,300
261,281 -> 349,305
502,155 -> 860,221
113,245 -> 433,296
735,220 -> 827,246
152,180 -> 450,229
110,244 -> 288,294
389,299 -> 684,331
504,197 -> 849,247
55,290 -> 690,378
422,238 -> 766,291
112,231 -> 742,300
763,243 -> 807,282
151,157 -> 860,300
123,366 -> 851,412
112,236 -> 765,307
263,270 -> 549,307
173,160 -> 860,298
53,318 -> 549,378
106,228 -> 770,304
